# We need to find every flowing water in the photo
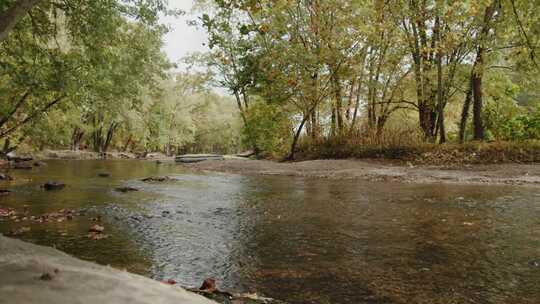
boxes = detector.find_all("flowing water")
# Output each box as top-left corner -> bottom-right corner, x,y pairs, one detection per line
1,160 -> 539,304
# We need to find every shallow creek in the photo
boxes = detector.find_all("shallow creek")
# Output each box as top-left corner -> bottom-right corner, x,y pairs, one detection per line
1,160 -> 539,304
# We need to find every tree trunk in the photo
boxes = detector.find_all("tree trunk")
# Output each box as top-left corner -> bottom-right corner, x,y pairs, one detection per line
123,134 -> 132,152
102,122 -> 118,153
330,104 -> 337,137
286,114 -> 309,161
435,15 -> 446,144
0,0 -> 41,43
472,2 -> 497,141
310,111 -> 318,140
459,84 -> 473,143
333,73 -> 344,136
71,127 -> 84,151
375,116 -> 388,143
472,59 -> 485,140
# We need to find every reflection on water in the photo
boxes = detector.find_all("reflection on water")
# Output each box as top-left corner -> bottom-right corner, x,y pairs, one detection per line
1,160 -> 539,303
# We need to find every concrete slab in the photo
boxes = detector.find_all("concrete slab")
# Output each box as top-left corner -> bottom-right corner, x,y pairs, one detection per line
0,236 -> 217,304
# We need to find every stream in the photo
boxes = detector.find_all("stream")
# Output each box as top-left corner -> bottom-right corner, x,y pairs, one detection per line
1,159 -> 539,304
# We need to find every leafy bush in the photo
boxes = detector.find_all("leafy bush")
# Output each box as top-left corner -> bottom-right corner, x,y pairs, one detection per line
244,101 -> 292,158
486,103 -> 540,140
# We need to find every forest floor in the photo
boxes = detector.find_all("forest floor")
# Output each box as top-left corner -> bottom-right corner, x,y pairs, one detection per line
185,158 -> 540,187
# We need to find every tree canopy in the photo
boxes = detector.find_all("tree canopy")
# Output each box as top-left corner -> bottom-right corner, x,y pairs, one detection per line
1,0 -> 539,159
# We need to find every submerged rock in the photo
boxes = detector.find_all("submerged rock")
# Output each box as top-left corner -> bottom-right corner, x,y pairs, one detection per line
6,152 -> 33,162
115,186 -> 138,193
12,161 -> 33,169
43,181 -> 66,190
33,161 -> 46,167
98,172 -> 111,177
0,173 -> 13,180
141,176 -> 172,182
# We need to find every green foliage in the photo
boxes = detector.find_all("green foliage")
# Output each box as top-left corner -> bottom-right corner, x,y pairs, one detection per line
486,103 -> 540,140
244,101 -> 291,158
195,0 -> 540,159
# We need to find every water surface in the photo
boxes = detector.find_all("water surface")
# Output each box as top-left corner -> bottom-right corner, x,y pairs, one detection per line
1,160 -> 539,304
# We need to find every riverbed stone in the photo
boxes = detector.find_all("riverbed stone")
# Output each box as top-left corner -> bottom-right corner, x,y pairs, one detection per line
115,186 -> 138,193
0,236 -> 218,304
6,152 -> 33,162
11,161 -> 33,169
42,181 -> 66,190
0,173 -> 12,180
141,176 -> 172,182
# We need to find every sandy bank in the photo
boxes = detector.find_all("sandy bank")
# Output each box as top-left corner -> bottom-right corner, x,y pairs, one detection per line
184,159 -> 540,187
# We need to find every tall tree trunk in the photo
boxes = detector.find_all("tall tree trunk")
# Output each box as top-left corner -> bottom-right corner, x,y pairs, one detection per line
375,116 -> 388,143
330,104 -> 337,137
71,127 -> 84,151
310,110 -> 318,140
123,134 -> 132,152
345,78 -> 356,122
435,15 -> 446,144
459,84 -> 473,143
286,114 -> 309,161
333,73 -> 344,136
102,122 -> 118,153
472,59 -> 485,140
472,2 -> 497,141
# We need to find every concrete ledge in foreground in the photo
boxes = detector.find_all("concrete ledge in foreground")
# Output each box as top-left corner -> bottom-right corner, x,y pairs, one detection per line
0,235 -> 217,304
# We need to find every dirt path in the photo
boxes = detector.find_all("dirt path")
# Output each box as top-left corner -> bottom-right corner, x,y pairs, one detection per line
184,159 -> 540,187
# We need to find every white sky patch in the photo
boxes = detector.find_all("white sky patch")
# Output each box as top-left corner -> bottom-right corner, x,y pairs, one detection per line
161,0 -> 209,64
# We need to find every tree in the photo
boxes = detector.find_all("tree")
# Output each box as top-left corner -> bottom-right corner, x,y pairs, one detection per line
0,0 -> 173,152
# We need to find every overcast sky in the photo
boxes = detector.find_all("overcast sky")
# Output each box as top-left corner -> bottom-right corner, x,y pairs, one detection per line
160,0 -> 209,64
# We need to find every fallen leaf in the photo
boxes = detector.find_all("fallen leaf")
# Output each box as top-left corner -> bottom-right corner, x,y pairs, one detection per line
89,224 -> 105,233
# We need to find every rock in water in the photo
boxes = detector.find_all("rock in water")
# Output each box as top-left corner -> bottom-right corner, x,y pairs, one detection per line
98,172 -> 111,177
33,161 -> 47,167
12,161 -> 33,169
43,181 -> 66,190
0,173 -> 13,180
115,186 -> 138,193
141,176 -> 172,182
199,278 -> 217,292
6,152 -> 33,162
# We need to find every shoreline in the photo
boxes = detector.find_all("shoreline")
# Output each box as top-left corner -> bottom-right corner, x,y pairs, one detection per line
3,149 -> 540,187
183,158 -> 540,187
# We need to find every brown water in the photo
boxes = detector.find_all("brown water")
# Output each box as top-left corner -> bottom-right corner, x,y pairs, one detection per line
1,160 -> 539,304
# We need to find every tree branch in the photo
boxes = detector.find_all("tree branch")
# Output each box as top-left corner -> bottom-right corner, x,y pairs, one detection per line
0,0 -> 42,43
0,95 -> 65,139
0,91 -> 31,129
